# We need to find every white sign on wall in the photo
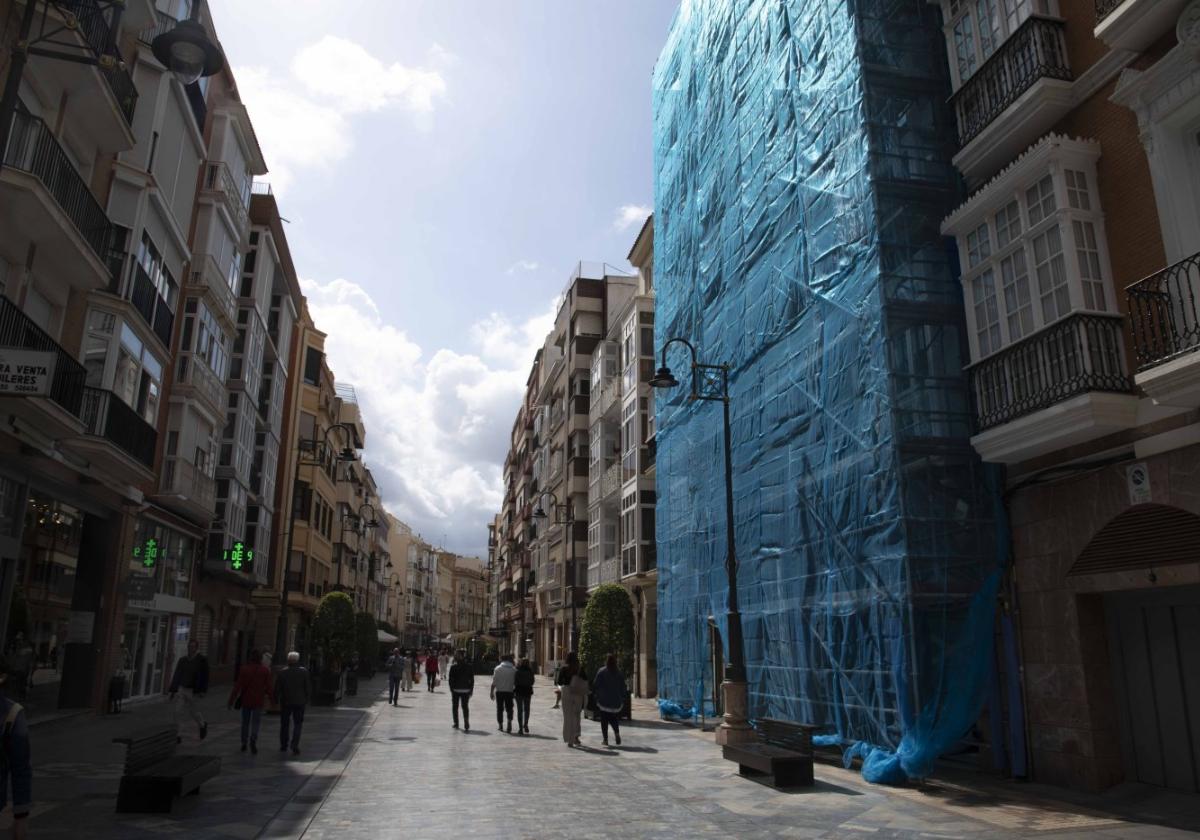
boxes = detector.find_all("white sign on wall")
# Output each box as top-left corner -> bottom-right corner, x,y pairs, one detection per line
0,350 -> 56,396
1127,462 -> 1152,505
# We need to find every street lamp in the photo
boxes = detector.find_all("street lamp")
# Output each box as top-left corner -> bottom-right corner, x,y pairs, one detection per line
649,336 -> 753,746
0,0 -> 223,176
532,491 -> 580,652
275,421 -> 359,665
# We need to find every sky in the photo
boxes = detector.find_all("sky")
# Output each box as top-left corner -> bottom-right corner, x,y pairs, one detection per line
206,0 -> 679,560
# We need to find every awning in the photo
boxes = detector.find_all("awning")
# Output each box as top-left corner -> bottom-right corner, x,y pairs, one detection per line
377,629 -> 398,643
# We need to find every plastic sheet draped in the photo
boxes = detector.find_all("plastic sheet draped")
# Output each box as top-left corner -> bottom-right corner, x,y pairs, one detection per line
651,0 -> 1005,784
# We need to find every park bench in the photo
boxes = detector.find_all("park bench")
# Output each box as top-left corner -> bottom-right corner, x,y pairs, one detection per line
113,725 -> 221,813
722,717 -> 815,788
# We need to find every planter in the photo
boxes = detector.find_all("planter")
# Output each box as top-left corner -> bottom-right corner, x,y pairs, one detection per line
314,669 -> 346,706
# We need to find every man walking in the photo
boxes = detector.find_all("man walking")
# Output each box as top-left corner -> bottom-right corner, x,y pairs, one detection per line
447,650 -> 474,730
385,648 -> 404,705
274,652 -> 311,756
168,640 -> 209,742
490,653 -> 517,733
424,648 -> 439,692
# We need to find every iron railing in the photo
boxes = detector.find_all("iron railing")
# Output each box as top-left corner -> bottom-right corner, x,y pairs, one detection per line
1095,0 -> 1124,22
1126,252 -> 1200,371
950,16 -> 1071,148
0,295 -> 86,417
130,262 -> 175,348
2,109 -> 119,268
969,312 -> 1132,430
80,387 -> 156,467
57,0 -> 137,123
137,8 -> 177,46
203,161 -> 250,234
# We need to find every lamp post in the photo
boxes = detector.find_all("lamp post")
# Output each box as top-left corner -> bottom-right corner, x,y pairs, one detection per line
649,337 -> 753,746
0,0 -> 222,176
532,491 -> 579,653
275,422 -> 359,665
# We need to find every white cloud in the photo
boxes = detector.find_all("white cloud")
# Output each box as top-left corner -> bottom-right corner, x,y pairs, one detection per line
235,37 -> 447,193
504,259 -> 540,275
613,203 -> 653,232
303,277 -> 555,557
291,36 -> 447,115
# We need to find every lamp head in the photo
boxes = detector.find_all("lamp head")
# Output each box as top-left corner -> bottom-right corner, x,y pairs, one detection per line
338,447 -> 357,462
649,366 -> 679,389
532,506 -> 547,520
152,18 -> 224,86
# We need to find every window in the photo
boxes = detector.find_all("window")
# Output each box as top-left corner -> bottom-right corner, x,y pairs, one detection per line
114,322 -> 164,424
136,232 -> 177,309
303,346 -> 322,385
947,140 -> 1112,363
188,301 -> 228,377
942,0 -> 1055,88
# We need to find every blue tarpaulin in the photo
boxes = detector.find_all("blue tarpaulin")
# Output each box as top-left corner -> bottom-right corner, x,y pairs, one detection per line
652,0 -> 1005,784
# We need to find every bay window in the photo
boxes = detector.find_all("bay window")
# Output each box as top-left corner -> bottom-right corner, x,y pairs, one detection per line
942,0 -> 1057,89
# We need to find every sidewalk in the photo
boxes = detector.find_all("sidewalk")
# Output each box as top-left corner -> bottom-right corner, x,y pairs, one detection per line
2,675 -> 390,839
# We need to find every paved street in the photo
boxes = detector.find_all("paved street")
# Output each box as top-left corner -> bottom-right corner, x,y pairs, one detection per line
6,675 -> 1200,839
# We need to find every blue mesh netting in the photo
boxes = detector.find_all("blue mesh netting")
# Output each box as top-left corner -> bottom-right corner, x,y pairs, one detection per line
651,0 -> 1005,784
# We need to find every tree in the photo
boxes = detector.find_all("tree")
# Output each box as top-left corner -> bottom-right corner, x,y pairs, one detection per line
355,611 -> 378,666
578,584 -> 634,680
312,592 -> 355,670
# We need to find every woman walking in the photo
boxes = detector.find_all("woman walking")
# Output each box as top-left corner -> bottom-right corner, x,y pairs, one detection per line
514,657 -> 535,734
229,649 -> 272,754
424,648 -> 440,692
557,651 -> 588,747
592,654 -> 625,746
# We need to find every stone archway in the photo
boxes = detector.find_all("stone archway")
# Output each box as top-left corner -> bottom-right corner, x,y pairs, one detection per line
1068,504 -> 1200,578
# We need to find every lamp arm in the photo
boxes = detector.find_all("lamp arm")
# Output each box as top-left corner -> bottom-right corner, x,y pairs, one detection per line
659,336 -> 699,372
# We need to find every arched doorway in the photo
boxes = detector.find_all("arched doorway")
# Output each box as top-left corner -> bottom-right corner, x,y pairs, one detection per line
1072,504 -> 1200,793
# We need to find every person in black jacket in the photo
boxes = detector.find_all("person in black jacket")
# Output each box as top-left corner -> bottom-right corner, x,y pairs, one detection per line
513,658 -> 535,734
168,640 -> 209,741
447,650 -> 474,730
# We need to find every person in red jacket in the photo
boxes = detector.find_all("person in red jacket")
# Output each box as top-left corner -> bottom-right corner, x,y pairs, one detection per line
229,649 -> 273,754
424,647 -> 439,693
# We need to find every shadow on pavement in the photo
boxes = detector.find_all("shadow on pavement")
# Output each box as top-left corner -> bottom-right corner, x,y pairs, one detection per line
573,744 -> 619,756
612,745 -> 658,753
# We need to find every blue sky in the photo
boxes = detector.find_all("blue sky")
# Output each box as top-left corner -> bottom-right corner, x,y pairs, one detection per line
207,0 -> 678,557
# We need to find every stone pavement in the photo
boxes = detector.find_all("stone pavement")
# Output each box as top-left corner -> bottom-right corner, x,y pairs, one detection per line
6,674 -> 1200,839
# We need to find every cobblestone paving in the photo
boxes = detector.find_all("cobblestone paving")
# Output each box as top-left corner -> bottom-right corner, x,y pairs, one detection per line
290,678 -> 1200,840
7,675 -> 1199,839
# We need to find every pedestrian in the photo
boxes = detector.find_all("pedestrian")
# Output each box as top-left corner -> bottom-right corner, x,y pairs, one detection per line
424,647 -> 439,692
438,649 -> 450,678
385,648 -> 404,705
447,649 -> 474,730
402,649 -> 414,692
490,653 -> 517,733
274,651 -> 311,756
229,648 -> 272,754
0,676 -> 31,840
592,654 -> 625,746
514,657 -> 535,734
557,651 -> 588,747
168,639 -> 209,742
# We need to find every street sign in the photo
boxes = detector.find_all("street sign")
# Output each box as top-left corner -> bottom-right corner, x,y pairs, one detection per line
0,349 -> 56,396
125,573 -> 157,601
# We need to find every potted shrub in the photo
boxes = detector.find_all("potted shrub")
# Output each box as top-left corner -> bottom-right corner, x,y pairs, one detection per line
312,592 -> 355,704
578,584 -> 635,720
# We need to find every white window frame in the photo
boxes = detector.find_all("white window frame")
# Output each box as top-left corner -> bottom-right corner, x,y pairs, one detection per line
940,0 -> 1058,90
943,136 -> 1114,364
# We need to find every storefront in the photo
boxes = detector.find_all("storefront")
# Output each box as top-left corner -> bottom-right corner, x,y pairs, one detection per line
117,516 -> 200,702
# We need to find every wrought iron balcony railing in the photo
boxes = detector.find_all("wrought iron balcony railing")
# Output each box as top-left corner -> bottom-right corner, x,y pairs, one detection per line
0,295 -> 86,417
58,0 -> 137,124
3,109 -> 120,270
80,387 -> 157,467
950,16 -> 1071,148
968,312 -> 1132,431
1126,251 -> 1200,371
130,262 -> 175,348
203,161 -> 251,234
1095,0 -> 1124,22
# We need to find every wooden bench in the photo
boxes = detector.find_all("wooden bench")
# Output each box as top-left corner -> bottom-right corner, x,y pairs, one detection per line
722,717 -> 816,788
113,725 -> 221,813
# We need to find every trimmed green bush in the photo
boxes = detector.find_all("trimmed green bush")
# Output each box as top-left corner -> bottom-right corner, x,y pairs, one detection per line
312,592 -> 356,669
578,583 -> 634,679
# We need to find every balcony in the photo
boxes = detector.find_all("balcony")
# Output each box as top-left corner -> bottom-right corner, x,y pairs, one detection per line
1,109 -> 122,288
600,463 -> 622,499
0,295 -> 87,436
128,262 -> 175,349
968,313 -> 1137,463
71,387 -> 156,477
188,253 -> 238,327
1127,252 -> 1200,407
202,162 -> 250,238
157,457 -> 217,521
1094,0 -> 1189,52
950,17 -> 1073,183
175,354 -> 227,422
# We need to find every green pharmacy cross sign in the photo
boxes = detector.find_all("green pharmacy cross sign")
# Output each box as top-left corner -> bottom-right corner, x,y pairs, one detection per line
223,541 -> 254,572
132,538 -> 160,569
